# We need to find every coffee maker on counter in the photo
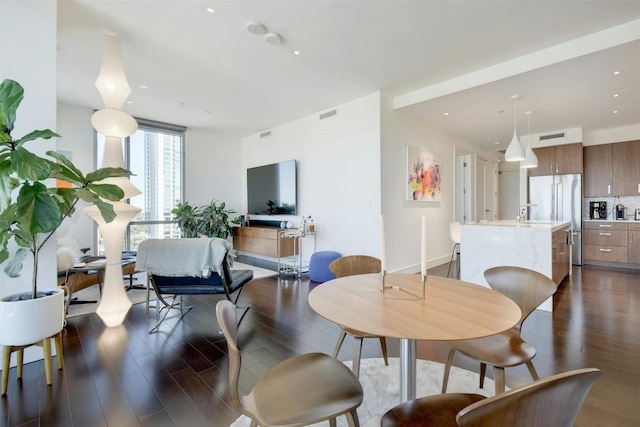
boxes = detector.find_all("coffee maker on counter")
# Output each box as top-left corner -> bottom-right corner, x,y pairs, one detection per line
616,203 -> 626,220
589,201 -> 607,219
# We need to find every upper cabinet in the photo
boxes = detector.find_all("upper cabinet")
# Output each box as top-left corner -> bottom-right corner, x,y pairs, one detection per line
584,144 -> 612,197
611,140 -> 640,197
584,140 -> 640,197
529,143 -> 583,177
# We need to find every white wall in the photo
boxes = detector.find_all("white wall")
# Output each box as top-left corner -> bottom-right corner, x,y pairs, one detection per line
241,93 -> 382,256
1,0 -> 58,366
0,0 -> 58,296
184,129 -> 244,211
381,93 -> 501,273
56,103 -> 99,251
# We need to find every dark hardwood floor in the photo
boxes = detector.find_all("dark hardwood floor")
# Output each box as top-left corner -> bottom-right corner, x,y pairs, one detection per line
1,262 -> 638,426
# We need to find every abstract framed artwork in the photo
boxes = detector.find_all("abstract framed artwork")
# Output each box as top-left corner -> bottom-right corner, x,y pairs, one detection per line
406,146 -> 441,202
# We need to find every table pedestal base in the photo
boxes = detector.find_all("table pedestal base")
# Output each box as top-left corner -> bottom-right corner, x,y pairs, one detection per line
400,338 -> 416,402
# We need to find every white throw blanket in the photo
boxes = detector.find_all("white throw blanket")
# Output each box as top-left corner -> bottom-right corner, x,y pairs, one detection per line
135,238 -> 231,277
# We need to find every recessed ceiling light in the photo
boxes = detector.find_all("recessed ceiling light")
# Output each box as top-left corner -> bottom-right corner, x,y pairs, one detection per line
292,50 -> 301,56
613,70 -> 621,75
139,85 -> 148,89
494,141 -> 501,145
443,112 -> 449,116
613,110 -> 619,114
127,100 -> 132,104
206,7 -> 215,14
612,93 -> 620,98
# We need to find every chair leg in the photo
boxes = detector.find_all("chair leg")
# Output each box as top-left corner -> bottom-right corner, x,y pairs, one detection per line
352,337 -> 364,378
447,243 -> 460,278
332,330 -> 348,358
456,250 -> 461,279
479,362 -> 487,388
345,409 -> 359,427
494,367 -> 506,394
329,418 -> 337,427
2,346 -> 10,396
525,360 -> 539,381
441,347 -> 456,393
379,337 -> 389,366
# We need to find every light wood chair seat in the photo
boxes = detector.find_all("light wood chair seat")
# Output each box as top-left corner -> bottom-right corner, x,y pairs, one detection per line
383,368 -> 600,427
216,300 -> 363,427
328,255 -> 389,378
442,266 -> 559,395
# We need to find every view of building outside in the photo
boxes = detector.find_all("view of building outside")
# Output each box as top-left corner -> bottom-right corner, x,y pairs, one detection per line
96,124 -> 183,252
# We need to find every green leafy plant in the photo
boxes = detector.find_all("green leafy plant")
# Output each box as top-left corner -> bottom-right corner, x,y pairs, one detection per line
0,79 -> 132,299
171,199 -> 238,239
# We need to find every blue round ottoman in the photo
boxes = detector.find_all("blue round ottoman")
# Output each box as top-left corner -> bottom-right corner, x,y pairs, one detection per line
309,251 -> 341,283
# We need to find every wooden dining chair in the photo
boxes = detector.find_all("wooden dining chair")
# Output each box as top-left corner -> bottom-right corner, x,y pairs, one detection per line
328,255 -> 388,378
216,300 -> 363,427
381,367 -> 600,427
441,266 -> 559,395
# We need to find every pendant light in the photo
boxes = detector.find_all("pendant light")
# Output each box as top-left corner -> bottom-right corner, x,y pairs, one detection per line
521,110 -> 539,169
504,94 -> 525,161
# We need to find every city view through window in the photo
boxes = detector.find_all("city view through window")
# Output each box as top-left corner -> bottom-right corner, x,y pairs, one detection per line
96,122 -> 184,252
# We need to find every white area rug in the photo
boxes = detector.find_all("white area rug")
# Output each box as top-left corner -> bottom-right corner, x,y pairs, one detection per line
230,357 -> 500,427
233,262 -> 278,279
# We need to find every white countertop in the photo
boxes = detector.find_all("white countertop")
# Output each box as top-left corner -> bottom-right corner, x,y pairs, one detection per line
465,220 -> 571,232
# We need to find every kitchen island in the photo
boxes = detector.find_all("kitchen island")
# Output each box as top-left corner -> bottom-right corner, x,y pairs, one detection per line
460,220 -> 572,312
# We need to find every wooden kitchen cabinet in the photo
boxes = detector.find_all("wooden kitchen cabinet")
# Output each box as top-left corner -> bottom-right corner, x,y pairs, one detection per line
552,227 -> 570,285
584,144 -> 613,197
629,224 -> 640,265
529,143 -> 583,177
611,140 -> 640,196
583,221 -> 628,263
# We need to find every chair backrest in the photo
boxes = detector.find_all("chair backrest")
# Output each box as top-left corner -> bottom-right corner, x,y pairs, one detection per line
449,222 -> 461,244
456,368 -> 601,427
483,266 -> 558,328
216,300 -> 243,412
328,255 -> 381,278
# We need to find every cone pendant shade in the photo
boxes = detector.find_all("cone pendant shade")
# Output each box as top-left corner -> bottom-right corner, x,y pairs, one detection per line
505,129 -> 525,161
505,95 -> 525,162
521,111 -> 538,169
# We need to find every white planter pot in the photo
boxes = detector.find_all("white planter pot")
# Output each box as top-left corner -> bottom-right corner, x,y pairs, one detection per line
0,288 -> 64,346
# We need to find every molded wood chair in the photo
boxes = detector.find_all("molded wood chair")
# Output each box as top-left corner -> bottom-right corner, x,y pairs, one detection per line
441,266 -> 559,395
381,367 -> 600,427
328,255 -> 389,378
216,300 -> 363,427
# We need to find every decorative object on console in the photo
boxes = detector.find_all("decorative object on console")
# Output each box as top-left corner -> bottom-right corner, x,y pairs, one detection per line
84,32 -> 142,327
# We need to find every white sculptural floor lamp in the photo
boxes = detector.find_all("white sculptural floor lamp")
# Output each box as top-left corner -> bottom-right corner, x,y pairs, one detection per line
85,32 -> 142,327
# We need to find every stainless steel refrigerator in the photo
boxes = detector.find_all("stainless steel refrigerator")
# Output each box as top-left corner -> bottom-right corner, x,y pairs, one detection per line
528,174 -> 582,265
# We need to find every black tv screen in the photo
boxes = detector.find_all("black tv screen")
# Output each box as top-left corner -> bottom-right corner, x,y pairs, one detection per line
247,160 -> 297,215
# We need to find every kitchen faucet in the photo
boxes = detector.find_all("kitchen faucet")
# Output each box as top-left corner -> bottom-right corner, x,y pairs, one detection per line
517,204 -> 538,223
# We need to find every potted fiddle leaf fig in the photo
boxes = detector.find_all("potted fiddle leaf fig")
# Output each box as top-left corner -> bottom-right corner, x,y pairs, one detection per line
0,78 -> 131,347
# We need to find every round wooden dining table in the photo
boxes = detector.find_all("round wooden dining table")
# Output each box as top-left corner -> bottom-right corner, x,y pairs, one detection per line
308,273 -> 521,402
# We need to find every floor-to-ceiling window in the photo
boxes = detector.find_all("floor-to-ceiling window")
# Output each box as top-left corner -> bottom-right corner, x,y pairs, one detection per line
96,119 -> 184,251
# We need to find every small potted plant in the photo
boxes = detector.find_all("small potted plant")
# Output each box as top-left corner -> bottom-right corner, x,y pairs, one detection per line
0,78 -> 131,347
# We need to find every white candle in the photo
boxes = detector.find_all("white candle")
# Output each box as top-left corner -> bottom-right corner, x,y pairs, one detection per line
380,214 -> 387,273
421,216 -> 427,277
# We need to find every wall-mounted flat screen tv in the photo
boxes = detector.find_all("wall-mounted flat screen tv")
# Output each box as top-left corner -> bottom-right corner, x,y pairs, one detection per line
247,159 -> 297,215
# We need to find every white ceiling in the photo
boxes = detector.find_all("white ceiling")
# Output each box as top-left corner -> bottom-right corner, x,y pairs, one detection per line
56,0 -> 640,153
